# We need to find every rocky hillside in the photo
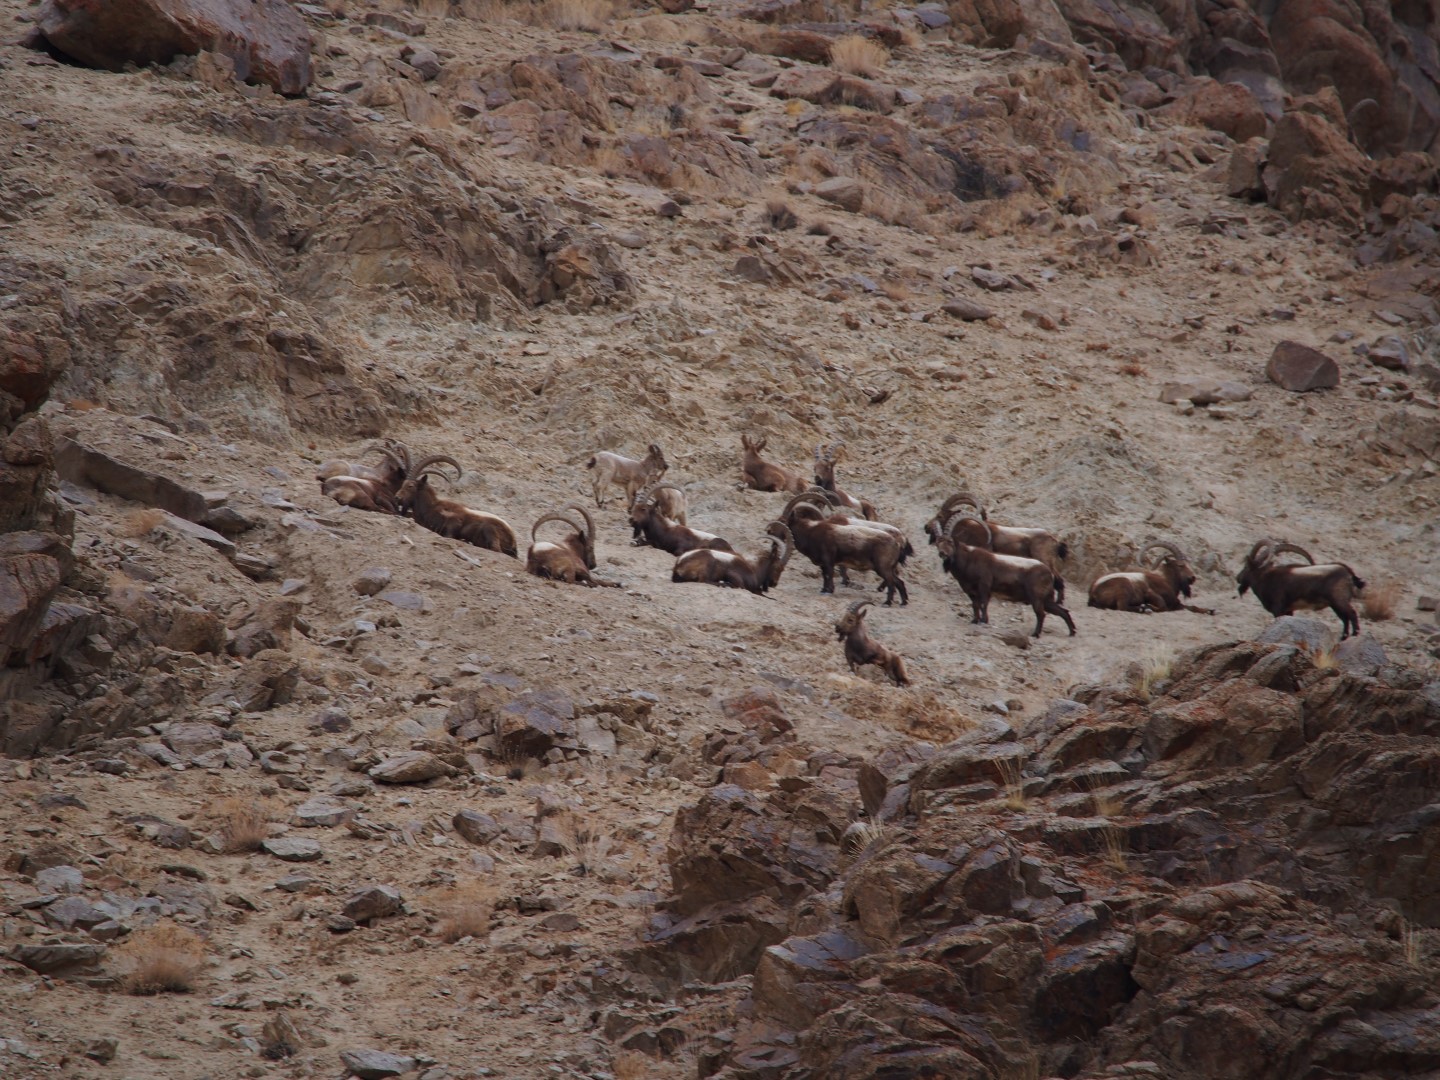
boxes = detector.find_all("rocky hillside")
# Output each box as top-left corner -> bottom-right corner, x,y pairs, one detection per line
1,0 -> 1439,1077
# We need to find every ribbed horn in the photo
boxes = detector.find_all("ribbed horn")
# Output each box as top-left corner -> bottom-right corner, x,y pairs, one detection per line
1270,542 -> 1314,565
566,504 -> 597,567
411,454 -> 462,480
531,511 -> 583,542
1141,541 -> 1185,568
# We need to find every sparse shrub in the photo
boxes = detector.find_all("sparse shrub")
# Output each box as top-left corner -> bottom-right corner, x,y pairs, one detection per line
554,812 -> 620,878
1118,361 -> 1147,377
765,198 -> 799,231
1084,775 -> 1123,818
1100,823 -> 1128,872
119,508 -> 166,538
210,797 -> 275,853
996,756 -> 1028,811
118,924 -> 206,994
841,820 -> 893,867
807,221 -> 833,236
829,34 -> 888,78
492,740 -> 542,781
431,880 -> 497,943
1401,919 -> 1423,967
534,0 -> 614,31
880,280 -> 911,302
1362,580 -> 1400,622
1130,645 -> 1174,701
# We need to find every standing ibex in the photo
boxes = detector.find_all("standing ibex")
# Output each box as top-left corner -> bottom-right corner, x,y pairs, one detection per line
781,493 -> 909,605
925,492 -> 1069,601
1236,539 -> 1366,639
587,444 -> 667,509
936,513 -> 1075,637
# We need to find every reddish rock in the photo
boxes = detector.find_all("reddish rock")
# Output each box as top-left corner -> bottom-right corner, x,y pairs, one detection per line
1266,341 -> 1340,392
1158,79 -> 1268,141
34,0 -> 312,96
1264,91 -> 1372,226
0,554 -> 62,667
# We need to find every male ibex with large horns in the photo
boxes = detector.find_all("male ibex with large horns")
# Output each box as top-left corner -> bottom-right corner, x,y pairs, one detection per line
925,492 -> 1069,601
527,505 -> 619,587
671,522 -> 794,595
1236,539 -> 1366,639
395,454 -> 518,557
1089,541 -> 1213,614
936,512 -> 1075,637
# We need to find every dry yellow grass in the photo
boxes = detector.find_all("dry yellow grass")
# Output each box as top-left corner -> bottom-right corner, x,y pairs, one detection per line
119,507 -> 166,538
1100,823 -> 1128,872
1362,580 -> 1400,621
996,756 -> 1029,811
533,0 -> 614,31
829,34 -> 888,78
210,796 -> 276,853
431,880 -> 498,943
1310,647 -> 1338,671
880,280 -> 912,302
118,924 -> 206,994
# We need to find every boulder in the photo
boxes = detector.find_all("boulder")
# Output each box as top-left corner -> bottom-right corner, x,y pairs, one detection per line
33,0 -> 312,95
1256,616 -> 1335,653
1266,341 -> 1339,392
495,690 -> 575,758
1333,634 -> 1387,677
9,941 -> 106,974
453,809 -> 502,846
352,568 -> 392,596
341,884 -> 402,924
1158,79 -> 1268,141
0,553 -> 62,667
338,1049 -> 416,1079
163,721 -> 226,761
166,605 -> 225,654
368,751 -> 456,784
1159,378 -> 1254,406
262,837 -> 324,862
1224,140 -> 1267,200
1263,91 -> 1372,225
814,176 -> 865,213
943,298 -> 994,321
1368,336 -> 1410,372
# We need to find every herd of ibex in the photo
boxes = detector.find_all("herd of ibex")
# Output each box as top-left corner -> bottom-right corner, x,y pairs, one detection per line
318,433 -> 1372,687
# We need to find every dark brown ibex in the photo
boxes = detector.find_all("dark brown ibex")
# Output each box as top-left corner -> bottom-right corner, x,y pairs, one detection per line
835,600 -> 910,685
1236,539 -> 1365,639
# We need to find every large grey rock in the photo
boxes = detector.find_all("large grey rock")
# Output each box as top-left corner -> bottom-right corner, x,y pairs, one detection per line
1368,336 -> 1411,371
34,865 -> 84,895
1159,378 -> 1254,405
352,568 -> 392,596
163,721 -> 226,761
42,896 -> 112,930
1266,341 -> 1339,392
9,941 -> 106,974
262,837 -> 324,862
1257,616 -> 1335,653
942,297 -> 994,321
453,809 -> 502,846
1334,634 -> 1388,676
496,690 -> 575,758
293,797 -> 354,828
368,751 -> 456,785
338,1049 -> 416,1079
341,884 -> 402,923
815,177 -> 864,213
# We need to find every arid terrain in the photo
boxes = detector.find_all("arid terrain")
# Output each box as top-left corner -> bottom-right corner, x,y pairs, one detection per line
2,0 -> 1439,1076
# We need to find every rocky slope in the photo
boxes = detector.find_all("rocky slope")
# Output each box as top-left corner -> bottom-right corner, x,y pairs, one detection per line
1,0 -> 1439,1077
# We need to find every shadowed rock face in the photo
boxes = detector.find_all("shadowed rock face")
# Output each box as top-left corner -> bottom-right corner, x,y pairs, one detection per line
640,641 -> 1440,1078
33,0 -> 313,96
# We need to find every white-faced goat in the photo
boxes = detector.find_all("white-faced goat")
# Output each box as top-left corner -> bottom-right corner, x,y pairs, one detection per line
527,505 -> 620,587
671,522 -> 793,595
813,442 -> 877,520
936,514 -> 1075,637
587,444 -> 667,509
629,483 -> 733,556
925,492 -> 1070,601
316,440 -> 411,514
394,455 -> 518,557
1236,539 -> 1366,639
835,600 -> 910,686
1089,541 -> 1213,615
739,434 -> 808,494
781,493 -> 909,605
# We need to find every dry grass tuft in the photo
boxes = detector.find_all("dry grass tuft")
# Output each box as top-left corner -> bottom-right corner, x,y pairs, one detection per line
1402,920 -> 1423,967
491,740 -> 543,781
1118,361 -> 1147,377
1130,645 -> 1175,701
1100,823 -> 1129,872
553,812 -> 621,878
829,34 -> 888,78
1310,647 -> 1338,671
880,280 -> 912,302
119,924 -> 206,994
613,1051 -> 670,1080
431,880 -> 498,943
119,507 -> 167,538
807,220 -> 833,236
996,756 -> 1029,811
210,797 -> 276,853
1362,580 -> 1400,622
841,820 -> 893,866
1084,776 -> 1124,818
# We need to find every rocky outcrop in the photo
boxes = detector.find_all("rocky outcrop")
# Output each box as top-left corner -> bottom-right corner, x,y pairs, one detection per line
32,0 -> 312,96
633,641 -> 1440,1077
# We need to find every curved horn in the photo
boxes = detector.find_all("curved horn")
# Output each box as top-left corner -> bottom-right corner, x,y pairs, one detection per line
411,454 -> 463,480
806,485 -> 842,506
531,511 -> 584,542
765,520 -> 794,566
782,491 -> 822,519
1244,538 -> 1276,568
1142,541 -> 1185,567
940,507 -> 986,536
938,491 -> 987,520
632,481 -> 659,510
948,514 -> 991,547
566,504 -> 597,567
847,599 -> 872,615
1270,542 -> 1314,565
